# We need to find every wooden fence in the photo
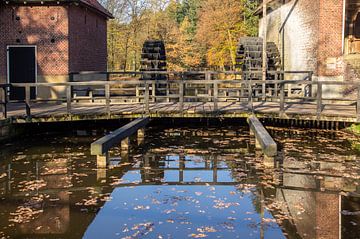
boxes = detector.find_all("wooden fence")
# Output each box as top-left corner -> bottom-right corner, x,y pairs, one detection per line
0,71 -> 359,121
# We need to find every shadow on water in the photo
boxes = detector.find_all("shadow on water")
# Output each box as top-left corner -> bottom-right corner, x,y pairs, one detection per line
0,121 -> 359,238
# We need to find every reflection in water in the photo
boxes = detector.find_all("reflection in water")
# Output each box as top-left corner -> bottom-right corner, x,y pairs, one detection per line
0,126 -> 359,238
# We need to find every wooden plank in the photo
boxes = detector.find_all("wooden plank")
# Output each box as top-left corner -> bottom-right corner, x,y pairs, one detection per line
91,117 -> 150,155
247,116 -> 277,157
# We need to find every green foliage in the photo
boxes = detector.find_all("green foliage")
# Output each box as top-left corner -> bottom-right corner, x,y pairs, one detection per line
175,0 -> 202,35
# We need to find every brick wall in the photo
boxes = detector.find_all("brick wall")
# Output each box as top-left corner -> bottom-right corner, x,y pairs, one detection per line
68,5 -> 108,72
0,3 -> 108,85
259,0 -> 345,78
315,193 -> 340,239
318,0 -> 344,76
0,5 -> 69,82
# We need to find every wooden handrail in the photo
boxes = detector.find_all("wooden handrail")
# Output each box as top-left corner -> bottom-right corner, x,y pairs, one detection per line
2,71 -> 360,122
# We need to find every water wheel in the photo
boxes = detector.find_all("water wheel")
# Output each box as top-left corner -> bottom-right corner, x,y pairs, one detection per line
235,37 -> 281,80
140,40 -> 167,81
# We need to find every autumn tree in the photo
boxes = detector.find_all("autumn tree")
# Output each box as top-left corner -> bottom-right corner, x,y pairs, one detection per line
100,0 -> 258,71
196,0 -> 258,70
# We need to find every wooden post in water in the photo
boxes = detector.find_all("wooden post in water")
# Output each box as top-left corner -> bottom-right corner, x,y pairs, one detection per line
97,152 -> 109,169
213,155 -> 218,183
96,156 -> 107,180
121,137 -> 130,151
179,154 -> 185,182
137,128 -> 145,145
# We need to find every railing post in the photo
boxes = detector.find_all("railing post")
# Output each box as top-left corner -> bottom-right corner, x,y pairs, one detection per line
136,85 -> 140,103
274,73 -> 278,98
1,87 -> 6,119
69,73 -> 74,98
205,72 -> 211,101
213,81 -> 218,111
179,77 -> 184,113
316,82 -> 322,119
66,84 -> 72,115
357,85 -> 360,122
262,75 -> 266,101
145,82 -> 150,114
152,82 -> 156,102
25,85 -> 31,121
307,71 -> 313,97
279,83 -> 285,117
166,83 -> 170,103
105,83 -> 110,117
248,81 -> 253,112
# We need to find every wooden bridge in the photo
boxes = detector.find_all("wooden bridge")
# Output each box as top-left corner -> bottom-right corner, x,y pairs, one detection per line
0,71 -> 359,123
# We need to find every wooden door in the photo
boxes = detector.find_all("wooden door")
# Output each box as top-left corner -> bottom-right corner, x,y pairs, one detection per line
350,12 -> 360,54
7,46 -> 36,100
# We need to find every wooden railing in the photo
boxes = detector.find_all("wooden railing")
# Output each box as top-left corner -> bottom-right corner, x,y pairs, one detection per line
1,71 -> 359,121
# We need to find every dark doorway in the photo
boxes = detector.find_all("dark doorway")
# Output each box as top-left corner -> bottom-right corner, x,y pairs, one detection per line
7,46 -> 36,100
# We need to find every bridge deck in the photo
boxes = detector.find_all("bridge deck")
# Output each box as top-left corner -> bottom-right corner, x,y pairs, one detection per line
5,101 -> 357,122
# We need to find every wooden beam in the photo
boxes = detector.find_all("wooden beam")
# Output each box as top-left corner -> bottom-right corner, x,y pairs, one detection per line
247,116 -> 277,157
262,0 -> 268,101
91,117 -> 150,155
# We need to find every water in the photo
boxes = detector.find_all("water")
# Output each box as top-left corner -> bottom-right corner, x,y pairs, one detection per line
0,124 -> 360,239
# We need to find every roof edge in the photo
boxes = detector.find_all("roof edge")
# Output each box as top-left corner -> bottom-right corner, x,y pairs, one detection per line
1,0 -> 114,19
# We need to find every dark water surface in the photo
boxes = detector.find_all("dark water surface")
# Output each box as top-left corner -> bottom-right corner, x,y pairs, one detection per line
0,123 -> 360,239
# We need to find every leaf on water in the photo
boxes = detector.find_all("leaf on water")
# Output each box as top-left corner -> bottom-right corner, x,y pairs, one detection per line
133,205 -> 150,210
189,233 -> 207,238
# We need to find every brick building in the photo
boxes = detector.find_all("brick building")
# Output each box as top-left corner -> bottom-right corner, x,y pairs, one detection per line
257,0 -> 360,96
0,0 -> 112,99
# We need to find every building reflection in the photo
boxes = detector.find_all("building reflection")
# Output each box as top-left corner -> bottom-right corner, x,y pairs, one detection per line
0,127 -> 359,238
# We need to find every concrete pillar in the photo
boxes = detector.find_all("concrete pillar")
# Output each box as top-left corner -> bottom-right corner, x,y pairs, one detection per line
97,153 -> 109,168
121,137 -> 130,150
255,137 -> 261,149
137,128 -> 145,145
213,155 -> 218,183
263,155 -> 275,168
179,154 -> 185,182
121,149 -> 129,162
97,168 -> 107,181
